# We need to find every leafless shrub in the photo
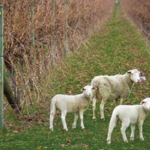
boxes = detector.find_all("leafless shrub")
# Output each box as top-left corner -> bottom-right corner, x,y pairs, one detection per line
1,0 -> 115,109
121,0 -> 150,36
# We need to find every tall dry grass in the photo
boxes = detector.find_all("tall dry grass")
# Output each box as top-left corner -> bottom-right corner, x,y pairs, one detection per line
121,0 -> 150,35
1,0 -> 115,109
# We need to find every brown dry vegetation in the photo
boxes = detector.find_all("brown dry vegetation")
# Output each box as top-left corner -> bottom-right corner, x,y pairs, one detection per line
1,0 -> 115,109
121,0 -> 150,36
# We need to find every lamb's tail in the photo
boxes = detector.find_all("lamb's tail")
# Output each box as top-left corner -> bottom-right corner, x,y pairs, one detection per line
50,97 -> 57,116
107,108 -> 118,144
109,109 -> 118,127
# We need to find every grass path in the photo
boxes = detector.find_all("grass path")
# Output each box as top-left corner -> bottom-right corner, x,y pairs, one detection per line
1,3 -> 150,150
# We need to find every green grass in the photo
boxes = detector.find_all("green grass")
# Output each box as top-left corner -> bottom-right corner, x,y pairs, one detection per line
1,3 -> 150,150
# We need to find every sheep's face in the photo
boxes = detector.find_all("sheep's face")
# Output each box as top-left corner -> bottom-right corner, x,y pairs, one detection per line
128,69 -> 144,83
140,98 -> 150,111
81,85 -> 97,99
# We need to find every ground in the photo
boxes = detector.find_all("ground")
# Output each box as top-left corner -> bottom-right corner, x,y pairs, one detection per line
0,3 -> 150,150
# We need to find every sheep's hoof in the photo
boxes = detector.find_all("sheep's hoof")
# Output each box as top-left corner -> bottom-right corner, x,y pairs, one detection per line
107,140 -> 111,144
92,117 -> 96,120
130,137 -> 134,141
140,137 -> 144,141
72,125 -> 76,129
62,129 -> 68,132
101,118 -> 105,120
124,140 -> 128,143
49,127 -> 53,131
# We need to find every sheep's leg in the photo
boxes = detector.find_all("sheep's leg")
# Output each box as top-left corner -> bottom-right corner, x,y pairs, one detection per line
72,113 -> 78,129
92,96 -> 97,120
138,120 -> 144,141
79,111 -> 85,129
130,125 -> 135,140
49,113 -> 54,130
107,123 -> 116,144
114,99 -> 118,106
61,111 -> 68,131
119,98 -> 124,105
49,108 -> 56,130
121,121 -> 130,143
100,99 -> 107,120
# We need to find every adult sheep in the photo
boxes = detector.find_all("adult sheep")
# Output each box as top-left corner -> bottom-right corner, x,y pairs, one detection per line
91,69 -> 146,120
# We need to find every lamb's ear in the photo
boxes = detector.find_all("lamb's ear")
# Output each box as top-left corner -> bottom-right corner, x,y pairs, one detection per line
140,72 -> 144,76
127,70 -> 132,74
140,101 -> 146,105
81,87 -> 85,91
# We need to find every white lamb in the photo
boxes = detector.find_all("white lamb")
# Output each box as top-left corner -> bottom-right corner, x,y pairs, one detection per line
107,98 -> 150,144
91,69 -> 146,120
49,85 -> 97,131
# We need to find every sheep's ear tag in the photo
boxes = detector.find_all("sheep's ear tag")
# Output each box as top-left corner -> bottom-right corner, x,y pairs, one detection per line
127,71 -> 132,74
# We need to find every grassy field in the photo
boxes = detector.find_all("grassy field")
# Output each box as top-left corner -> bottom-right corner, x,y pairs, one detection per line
1,3 -> 150,150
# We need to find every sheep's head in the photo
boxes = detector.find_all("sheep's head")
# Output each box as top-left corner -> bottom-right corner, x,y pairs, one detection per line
81,85 -> 97,99
140,98 -> 150,111
127,69 -> 146,83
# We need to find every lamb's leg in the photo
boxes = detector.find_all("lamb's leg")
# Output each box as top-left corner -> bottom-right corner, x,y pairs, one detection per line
138,120 -> 144,141
92,96 -> 97,120
49,108 -> 56,130
130,125 -> 135,140
61,111 -> 68,131
72,113 -> 78,129
79,110 -> 85,129
100,98 -> 107,120
121,121 -> 130,143
49,113 -> 54,130
107,122 -> 116,144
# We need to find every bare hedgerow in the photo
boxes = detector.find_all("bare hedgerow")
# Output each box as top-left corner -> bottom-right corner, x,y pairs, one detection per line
1,0 -> 115,109
121,0 -> 150,35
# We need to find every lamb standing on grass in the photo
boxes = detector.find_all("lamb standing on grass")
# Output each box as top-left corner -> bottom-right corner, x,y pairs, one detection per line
107,98 -> 150,144
49,85 -> 97,131
91,69 -> 146,120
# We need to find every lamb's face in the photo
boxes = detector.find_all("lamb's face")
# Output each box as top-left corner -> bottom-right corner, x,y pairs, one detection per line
128,69 -> 145,83
81,85 -> 97,99
140,98 -> 150,111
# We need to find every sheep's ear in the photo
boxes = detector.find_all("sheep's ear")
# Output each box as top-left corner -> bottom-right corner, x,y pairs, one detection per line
92,86 -> 97,90
92,87 -> 95,90
81,87 -> 85,91
140,101 -> 146,105
127,71 -> 132,74
140,72 -> 144,76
